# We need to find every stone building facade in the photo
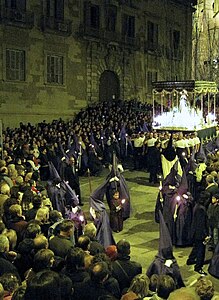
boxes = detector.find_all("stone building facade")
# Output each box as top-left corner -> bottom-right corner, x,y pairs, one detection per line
192,0 -> 219,82
0,0 -> 195,127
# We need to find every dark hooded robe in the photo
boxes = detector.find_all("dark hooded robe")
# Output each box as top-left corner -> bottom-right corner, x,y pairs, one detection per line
106,153 -> 131,220
146,211 -> 185,288
89,182 -> 115,248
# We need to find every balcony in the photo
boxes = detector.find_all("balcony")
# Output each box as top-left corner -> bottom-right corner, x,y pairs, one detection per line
1,8 -> 34,29
41,17 -> 72,36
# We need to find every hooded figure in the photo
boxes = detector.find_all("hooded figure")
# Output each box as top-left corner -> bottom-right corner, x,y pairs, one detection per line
89,181 -> 115,248
161,135 -> 182,179
146,211 -> 185,288
106,152 -> 131,220
173,171 -> 194,246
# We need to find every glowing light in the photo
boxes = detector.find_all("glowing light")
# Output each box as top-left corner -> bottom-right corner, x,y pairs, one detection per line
79,215 -> 84,222
121,199 -> 126,204
176,195 -> 181,201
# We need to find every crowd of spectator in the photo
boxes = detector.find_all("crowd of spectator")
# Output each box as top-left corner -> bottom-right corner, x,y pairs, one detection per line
0,99 -> 219,299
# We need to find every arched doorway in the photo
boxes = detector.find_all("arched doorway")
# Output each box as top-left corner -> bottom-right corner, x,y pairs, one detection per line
99,70 -> 120,102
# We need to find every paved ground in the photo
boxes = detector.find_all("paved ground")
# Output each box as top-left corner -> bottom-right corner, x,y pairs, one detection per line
79,168 -> 219,292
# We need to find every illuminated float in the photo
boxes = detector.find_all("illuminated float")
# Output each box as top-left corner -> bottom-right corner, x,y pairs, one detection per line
152,81 -> 218,139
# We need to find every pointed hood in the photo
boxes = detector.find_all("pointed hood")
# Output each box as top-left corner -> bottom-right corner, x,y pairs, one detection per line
158,210 -> 173,258
177,170 -> 188,196
58,141 -> 70,163
185,149 -> 198,174
163,160 -> 179,188
162,134 -> 176,161
48,161 -> 61,182
119,125 -> 127,142
89,181 -> 115,247
196,142 -> 207,163
62,181 -> 79,207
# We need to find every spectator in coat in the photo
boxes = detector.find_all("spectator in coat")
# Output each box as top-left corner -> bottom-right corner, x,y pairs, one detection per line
64,156 -> 83,206
112,239 -> 142,293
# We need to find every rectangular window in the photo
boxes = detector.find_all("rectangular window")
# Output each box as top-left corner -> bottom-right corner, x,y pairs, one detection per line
47,55 -> 63,85
90,5 -> 100,28
173,30 -> 180,50
147,21 -> 158,46
5,0 -> 26,10
46,0 -> 64,20
6,49 -> 25,81
123,14 -> 135,37
105,6 -> 117,32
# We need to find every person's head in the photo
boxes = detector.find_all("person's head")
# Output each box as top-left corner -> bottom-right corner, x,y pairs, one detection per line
105,245 -> 117,261
59,219 -> 74,237
0,182 -> 10,196
168,287 -> 200,300
212,193 -> 219,204
195,277 -> 214,300
206,174 -> 214,185
149,274 -> 159,292
0,273 -> 19,296
42,198 -> 53,211
69,156 -> 75,166
33,249 -> 55,273
9,204 -> 22,218
77,235 -> 90,251
156,275 -> 176,299
21,190 -> 34,211
198,191 -> 211,206
128,274 -> 150,298
84,223 -> 97,240
0,234 -> 10,253
24,270 -> 61,300
65,247 -> 85,271
2,229 -> 17,250
35,207 -> 49,224
90,261 -> 109,284
32,195 -> 42,209
34,234 -> 49,251
25,222 -> 41,239
49,210 -> 62,224
113,191 -> 119,200
116,239 -> 130,257
15,175 -> 24,186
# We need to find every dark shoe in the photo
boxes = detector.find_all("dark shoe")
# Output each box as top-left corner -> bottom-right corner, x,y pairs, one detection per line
195,269 -> 207,276
186,259 -> 196,265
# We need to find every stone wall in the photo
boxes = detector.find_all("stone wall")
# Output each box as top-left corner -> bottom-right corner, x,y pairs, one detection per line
0,0 -> 194,128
